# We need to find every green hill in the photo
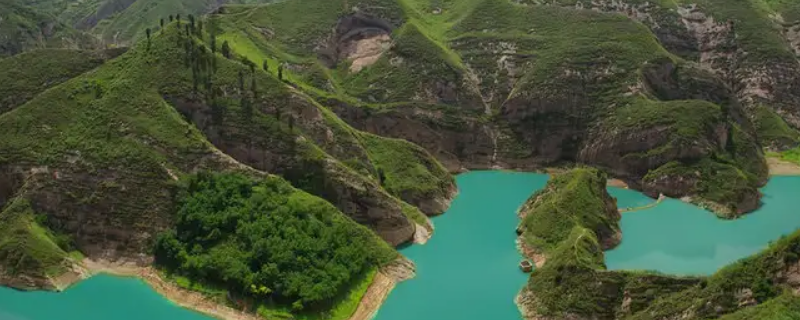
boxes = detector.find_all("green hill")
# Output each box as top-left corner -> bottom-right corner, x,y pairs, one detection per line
2,0 -> 800,318
0,22 -> 454,299
518,169 -> 800,320
0,48 -> 125,114
0,0 -> 98,56
211,0 -> 781,216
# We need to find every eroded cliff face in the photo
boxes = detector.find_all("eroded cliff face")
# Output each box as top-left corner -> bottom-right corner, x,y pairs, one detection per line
167,95 -> 417,247
0,25 -> 461,290
283,0 -> 777,216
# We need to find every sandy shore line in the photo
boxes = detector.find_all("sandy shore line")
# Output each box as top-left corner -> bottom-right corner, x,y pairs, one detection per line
606,178 -> 629,188
73,257 -> 412,320
82,259 -> 260,320
346,272 -> 396,320
768,157 -> 800,176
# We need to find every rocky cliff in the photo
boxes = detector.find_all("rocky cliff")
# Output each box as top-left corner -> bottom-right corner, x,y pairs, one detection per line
0,24 -> 455,290
209,0 -> 792,216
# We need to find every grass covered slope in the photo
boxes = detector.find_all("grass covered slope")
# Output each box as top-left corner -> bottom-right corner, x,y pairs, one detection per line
516,168 -> 700,319
518,168 -> 621,252
148,22 -> 453,242
0,18 -> 452,289
154,172 -> 396,314
718,293 -> 800,320
0,0 -> 97,56
359,132 -> 455,215
212,0 -> 769,216
0,48 -> 125,114
91,0 -> 218,44
517,168 -> 800,320
0,198 -> 71,290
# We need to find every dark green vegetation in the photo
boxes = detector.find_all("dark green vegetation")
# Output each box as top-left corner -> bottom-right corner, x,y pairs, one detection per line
519,169 -> 800,320
154,172 -> 396,312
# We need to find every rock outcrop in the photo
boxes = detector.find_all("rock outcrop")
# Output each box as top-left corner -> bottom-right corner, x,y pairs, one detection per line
228,0 -> 772,215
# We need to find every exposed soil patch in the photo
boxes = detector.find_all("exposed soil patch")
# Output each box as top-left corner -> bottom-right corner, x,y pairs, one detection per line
768,157 -> 800,176
318,13 -> 393,70
344,34 -> 391,72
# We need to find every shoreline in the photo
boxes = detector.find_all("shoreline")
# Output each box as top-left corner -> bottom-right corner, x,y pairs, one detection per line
50,257 -> 413,320
81,259 -> 261,320
768,157 -> 800,176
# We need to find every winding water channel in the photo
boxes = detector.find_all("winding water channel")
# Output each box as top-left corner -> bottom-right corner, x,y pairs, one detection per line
1,172 -> 799,320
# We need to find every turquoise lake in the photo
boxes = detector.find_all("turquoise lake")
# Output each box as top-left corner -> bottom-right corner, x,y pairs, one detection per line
1,171 -> 800,320
0,274 -> 210,320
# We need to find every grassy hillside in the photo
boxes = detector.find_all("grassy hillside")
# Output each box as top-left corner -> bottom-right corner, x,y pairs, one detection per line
211,0 -> 769,215
0,48 -> 124,114
0,17 -> 454,289
519,168 -> 620,252
0,198 -> 71,290
0,0 -> 98,56
519,168 -> 800,320
20,0 -> 279,45
627,227 -> 800,319
518,169 -> 701,319
718,293 -> 800,320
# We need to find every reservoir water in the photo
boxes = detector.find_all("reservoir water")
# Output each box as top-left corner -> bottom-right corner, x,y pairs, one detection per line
0,274 -> 210,320
606,176 -> 800,275
374,171 -> 548,320
1,172 -> 799,320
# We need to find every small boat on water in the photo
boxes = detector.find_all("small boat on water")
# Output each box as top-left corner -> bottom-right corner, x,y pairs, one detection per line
519,260 -> 533,273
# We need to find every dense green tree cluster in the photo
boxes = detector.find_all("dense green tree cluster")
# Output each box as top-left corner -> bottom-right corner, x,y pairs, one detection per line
154,172 -> 396,311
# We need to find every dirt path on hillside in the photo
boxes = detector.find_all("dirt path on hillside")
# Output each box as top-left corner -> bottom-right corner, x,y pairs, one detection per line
768,157 -> 800,176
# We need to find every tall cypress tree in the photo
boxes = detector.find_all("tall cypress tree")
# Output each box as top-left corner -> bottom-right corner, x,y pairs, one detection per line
146,28 -> 151,49
251,76 -> 257,101
209,22 -> 217,53
238,70 -> 245,93
221,41 -> 231,59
